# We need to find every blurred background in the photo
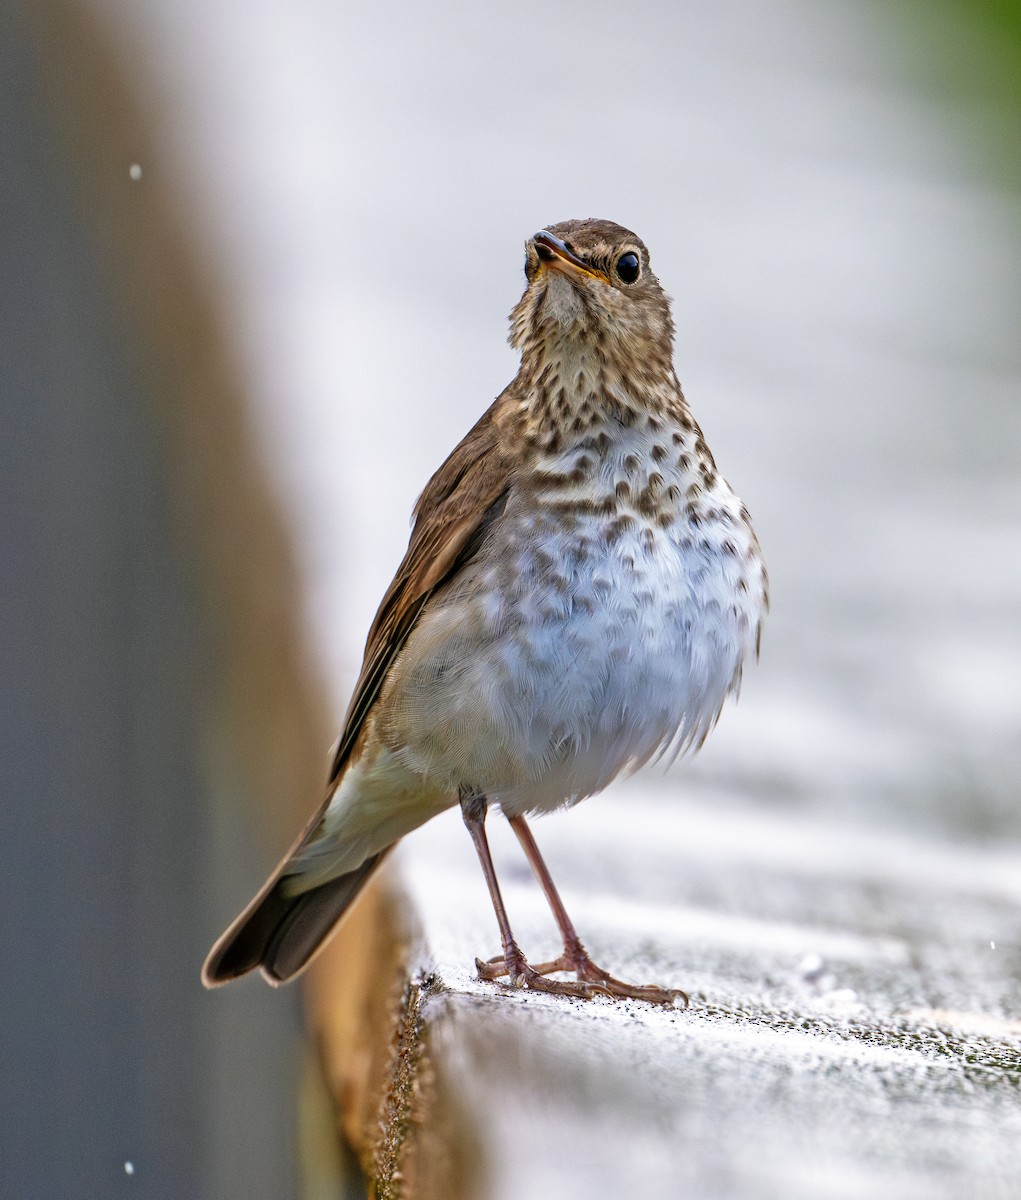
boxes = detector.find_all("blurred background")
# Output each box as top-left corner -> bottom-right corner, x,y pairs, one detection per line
2,0 -> 1018,1196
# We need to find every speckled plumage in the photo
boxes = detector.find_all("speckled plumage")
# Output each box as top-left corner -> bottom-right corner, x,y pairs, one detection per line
203,219 -> 767,993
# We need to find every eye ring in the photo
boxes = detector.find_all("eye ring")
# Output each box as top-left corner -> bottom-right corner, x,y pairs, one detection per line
615,250 -> 641,285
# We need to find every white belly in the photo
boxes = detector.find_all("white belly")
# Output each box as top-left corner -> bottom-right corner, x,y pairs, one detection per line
381,477 -> 763,815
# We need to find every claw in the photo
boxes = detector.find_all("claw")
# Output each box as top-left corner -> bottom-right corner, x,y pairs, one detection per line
572,954 -> 689,1007
475,955 -> 507,981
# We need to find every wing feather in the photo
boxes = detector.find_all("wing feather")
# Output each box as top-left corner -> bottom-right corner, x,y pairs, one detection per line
329,396 -> 511,782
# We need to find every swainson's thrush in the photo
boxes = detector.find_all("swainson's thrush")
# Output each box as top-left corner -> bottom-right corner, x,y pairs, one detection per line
204,219 -> 767,1005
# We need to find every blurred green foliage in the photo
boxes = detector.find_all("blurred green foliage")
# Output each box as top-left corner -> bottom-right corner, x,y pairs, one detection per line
885,0 -> 1021,188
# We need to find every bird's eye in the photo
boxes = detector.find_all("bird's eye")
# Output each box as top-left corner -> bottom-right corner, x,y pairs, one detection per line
615,251 -> 641,285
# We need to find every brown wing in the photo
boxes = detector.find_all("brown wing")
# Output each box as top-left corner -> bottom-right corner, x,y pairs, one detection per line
327,394 -> 512,784
201,394 -> 516,985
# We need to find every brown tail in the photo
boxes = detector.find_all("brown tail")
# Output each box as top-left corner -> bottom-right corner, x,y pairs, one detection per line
202,851 -> 387,987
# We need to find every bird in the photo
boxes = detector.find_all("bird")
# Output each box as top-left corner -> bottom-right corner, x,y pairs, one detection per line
202,218 -> 767,1005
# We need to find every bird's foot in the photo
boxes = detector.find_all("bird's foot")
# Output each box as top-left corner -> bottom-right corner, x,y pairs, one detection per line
477,942 -> 687,1008
475,947 -> 611,1000
569,947 -> 688,1008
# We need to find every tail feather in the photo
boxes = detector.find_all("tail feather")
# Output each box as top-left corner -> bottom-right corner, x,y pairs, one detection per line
202,852 -> 387,987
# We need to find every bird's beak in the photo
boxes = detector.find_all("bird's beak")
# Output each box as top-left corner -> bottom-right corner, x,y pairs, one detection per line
532,231 -> 607,283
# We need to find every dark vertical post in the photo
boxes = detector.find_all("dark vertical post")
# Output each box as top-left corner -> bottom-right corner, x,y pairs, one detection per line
0,4 -> 317,1197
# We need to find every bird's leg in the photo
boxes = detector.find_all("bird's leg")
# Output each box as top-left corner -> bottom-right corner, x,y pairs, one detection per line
459,791 -> 607,999
504,814 -> 689,1008
460,793 -> 525,978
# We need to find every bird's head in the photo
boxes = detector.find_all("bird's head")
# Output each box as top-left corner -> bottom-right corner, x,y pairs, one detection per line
509,219 -> 675,379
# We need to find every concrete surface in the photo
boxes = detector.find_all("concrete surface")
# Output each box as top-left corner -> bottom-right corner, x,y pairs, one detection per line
388,793 -> 1020,1197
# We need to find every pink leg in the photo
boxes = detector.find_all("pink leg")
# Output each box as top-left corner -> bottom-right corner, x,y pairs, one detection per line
498,814 -> 688,1008
460,794 -> 608,1000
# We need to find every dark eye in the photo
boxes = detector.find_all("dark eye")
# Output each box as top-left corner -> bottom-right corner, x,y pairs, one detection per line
615,251 -> 641,284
